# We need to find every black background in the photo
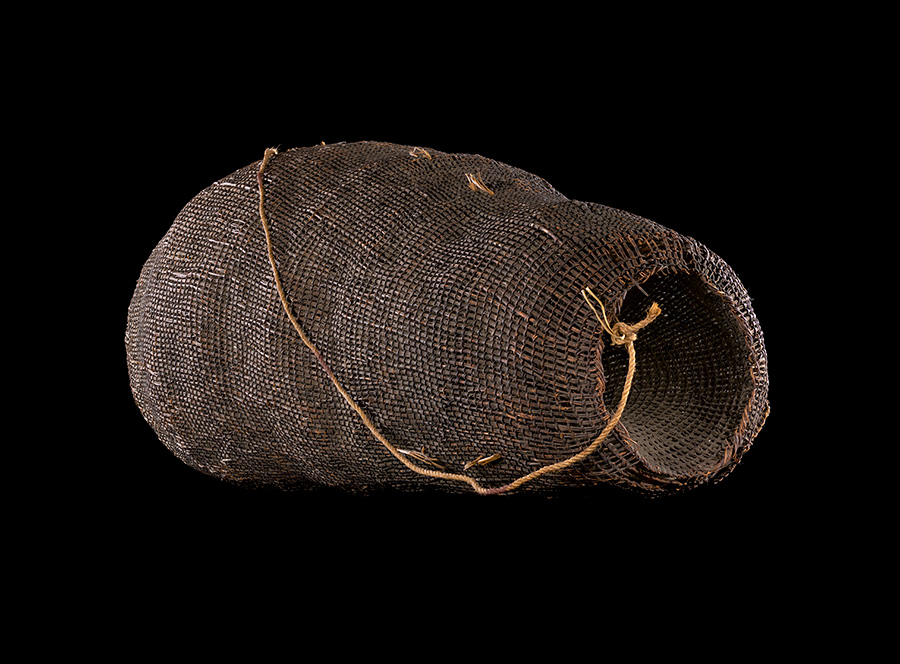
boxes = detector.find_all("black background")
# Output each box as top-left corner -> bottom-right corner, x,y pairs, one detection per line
39,16 -> 864,634
103,69 -> 792,519
102,83 -> 795,537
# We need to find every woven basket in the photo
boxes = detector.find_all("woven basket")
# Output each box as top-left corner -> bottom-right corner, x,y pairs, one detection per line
125,141 -> 768,495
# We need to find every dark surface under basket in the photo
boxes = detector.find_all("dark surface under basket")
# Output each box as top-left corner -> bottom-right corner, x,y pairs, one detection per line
125,141 -> 768,496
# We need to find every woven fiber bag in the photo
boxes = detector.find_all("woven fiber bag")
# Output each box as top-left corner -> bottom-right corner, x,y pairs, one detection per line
125,141 -> 769,496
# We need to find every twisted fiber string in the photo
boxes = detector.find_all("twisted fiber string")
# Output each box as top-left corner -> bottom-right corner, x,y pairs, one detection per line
257,147 -> 660,495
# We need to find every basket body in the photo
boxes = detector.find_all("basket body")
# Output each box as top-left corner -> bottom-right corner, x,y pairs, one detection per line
125,141 -> 768,494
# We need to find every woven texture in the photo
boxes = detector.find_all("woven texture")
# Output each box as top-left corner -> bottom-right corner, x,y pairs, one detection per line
125,141 -> 769,495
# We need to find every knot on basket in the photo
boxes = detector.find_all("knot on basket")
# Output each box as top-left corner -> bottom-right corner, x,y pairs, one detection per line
608,302 -> 662,345
583,290 -> 661,347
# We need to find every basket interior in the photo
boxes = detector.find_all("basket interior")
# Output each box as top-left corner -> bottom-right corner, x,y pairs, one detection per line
602,271 -> 754,480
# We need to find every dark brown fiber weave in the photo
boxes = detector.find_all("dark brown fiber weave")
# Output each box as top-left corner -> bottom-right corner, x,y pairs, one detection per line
125,141 -> 769,495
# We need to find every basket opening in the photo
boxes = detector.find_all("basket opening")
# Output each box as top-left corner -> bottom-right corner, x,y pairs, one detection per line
602,272 -> 754,479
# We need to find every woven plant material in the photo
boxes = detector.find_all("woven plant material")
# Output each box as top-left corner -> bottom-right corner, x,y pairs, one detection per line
125,141 -> 769,495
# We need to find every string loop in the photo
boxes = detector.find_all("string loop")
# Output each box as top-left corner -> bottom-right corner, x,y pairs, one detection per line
258,148 -> 660,495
